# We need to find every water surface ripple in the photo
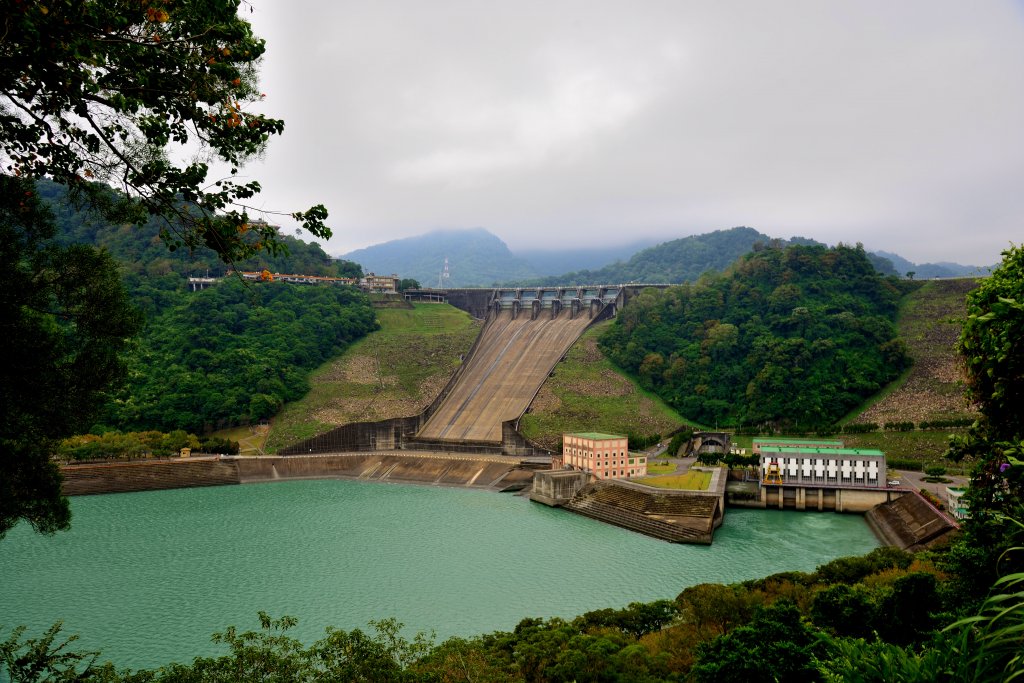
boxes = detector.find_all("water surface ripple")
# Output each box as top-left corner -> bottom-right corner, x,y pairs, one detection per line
0,480 -> 878,670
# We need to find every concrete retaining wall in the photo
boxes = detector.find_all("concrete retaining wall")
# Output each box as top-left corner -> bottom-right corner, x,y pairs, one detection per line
757,485 -> 900,512
562,481 -> 719,544
62,458 -> 240,496
61,453 -> 532,496
864,490 -> 959,550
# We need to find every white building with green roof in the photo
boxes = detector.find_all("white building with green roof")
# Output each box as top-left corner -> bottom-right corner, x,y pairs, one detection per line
759,446 -> 886,489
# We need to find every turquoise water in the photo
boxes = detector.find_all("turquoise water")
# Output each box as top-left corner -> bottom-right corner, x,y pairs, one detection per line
0,480 -> 878,670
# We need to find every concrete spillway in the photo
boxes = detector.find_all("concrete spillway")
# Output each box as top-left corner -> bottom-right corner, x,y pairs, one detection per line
417,310 -> 594,443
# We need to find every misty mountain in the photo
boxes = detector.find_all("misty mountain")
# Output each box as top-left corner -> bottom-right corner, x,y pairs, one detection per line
340,224 -> 991,290
511,227 -> 826,285
873,250 -> 993,279
342,227 -> 541,287
516,239 -> 661,276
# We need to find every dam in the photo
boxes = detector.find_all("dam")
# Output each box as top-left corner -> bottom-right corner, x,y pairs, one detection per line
417,310 -> 594,443
282,285 -> 640,455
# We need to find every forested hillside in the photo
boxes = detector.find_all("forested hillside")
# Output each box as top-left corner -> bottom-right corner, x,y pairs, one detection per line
524,227 -> 823,285
600,243 -> 913,429
99,280 -> 377,433
35,181 -> 380,436
37,180 -> 362,282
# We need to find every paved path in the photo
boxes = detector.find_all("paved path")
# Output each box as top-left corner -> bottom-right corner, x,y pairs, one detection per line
893,468 -> 969,500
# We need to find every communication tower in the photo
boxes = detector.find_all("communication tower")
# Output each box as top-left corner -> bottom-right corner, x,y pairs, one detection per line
438,257 -> 450,288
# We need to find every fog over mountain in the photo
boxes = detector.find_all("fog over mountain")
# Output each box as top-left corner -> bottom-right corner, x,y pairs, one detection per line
343,226 -> 989,287
246,2 -> 1023,267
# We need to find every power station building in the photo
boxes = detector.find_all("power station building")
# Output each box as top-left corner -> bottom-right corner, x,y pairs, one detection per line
558,432 -> 647,480
759,446 -> 886,489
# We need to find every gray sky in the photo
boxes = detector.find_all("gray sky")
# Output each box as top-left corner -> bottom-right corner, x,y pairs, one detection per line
241,1 -> 1024,266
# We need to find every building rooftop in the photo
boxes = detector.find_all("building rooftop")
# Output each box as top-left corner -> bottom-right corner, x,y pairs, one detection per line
759,446 -> 885,457
565,432 -> 626,441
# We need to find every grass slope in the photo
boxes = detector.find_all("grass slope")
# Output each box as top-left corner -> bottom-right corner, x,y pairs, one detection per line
265,304 -> 480,452
519,322 -> 692,450
851,278 -> 980,425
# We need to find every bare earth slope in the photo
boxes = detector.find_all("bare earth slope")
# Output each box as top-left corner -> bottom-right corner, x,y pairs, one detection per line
519,322 -> 689,451
417,310 -> 594,443
854,278 -> 979,425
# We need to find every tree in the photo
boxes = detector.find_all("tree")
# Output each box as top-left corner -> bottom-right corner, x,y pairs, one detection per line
691,600 -> 825,683
1,176 -> 141,538
1,0 -> 328,263
946,245 -> 1024,601
2,2 -> 341,536
397,278 -> 420,292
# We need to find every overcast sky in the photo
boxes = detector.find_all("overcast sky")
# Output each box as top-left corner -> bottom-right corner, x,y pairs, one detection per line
239,1 -> 1024,266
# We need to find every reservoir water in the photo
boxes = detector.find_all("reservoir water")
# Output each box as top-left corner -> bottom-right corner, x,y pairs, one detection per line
0,480 -> 878,670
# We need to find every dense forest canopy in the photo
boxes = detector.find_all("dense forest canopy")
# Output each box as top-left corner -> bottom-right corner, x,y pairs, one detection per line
17,180 -> 379,438
98,278 -> 377,434
600,243 -> 913,429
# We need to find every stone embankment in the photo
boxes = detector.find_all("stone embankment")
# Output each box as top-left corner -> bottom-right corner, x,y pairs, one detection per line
563,481 -> 720,544
61,453 -> 535,496
62,458 -> 240,496
864,489 -> 959,550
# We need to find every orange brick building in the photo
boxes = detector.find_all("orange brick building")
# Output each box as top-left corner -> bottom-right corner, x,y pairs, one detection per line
560,432 -> 646,480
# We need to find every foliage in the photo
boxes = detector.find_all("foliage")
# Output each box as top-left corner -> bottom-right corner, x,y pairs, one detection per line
101,279 -> 377,433
0,0 -> 328,263
666,430 -> 691,457
887,459 -> 923,472
811,572 -> 937,645
818,565 -> 1024,682
56,430 -> 239,461
4,546 -> 1017,683
945,245 -> 1024,604
941,566 -> 1024,682
600,243 -> 910,429
842,422 -> 879,434
524,226 -> 827,286
0,622 -> 108,682
690,600 -> 826,683
35,180 -> 358,313
572,600 -> 678,638
1,175 -> 141,538
626,432 -> 660,450
397,278 -> 420,292
813,547 -> 913,585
